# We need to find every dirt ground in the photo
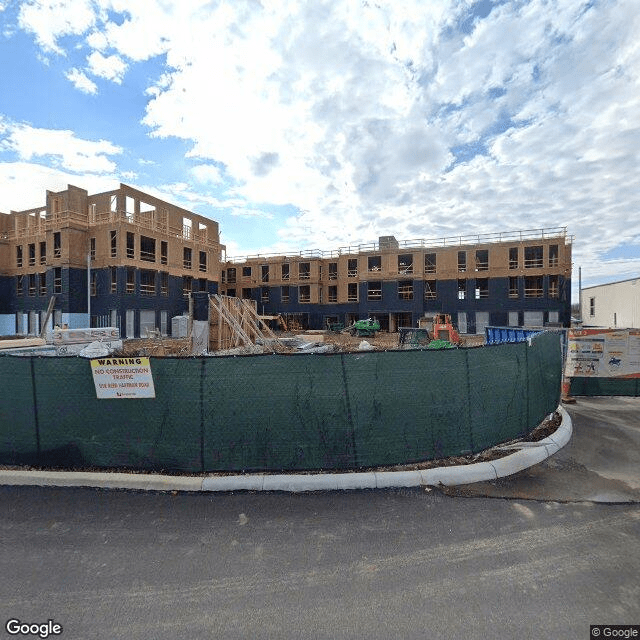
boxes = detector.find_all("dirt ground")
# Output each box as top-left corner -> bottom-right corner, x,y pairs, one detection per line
114,329 -> 485,357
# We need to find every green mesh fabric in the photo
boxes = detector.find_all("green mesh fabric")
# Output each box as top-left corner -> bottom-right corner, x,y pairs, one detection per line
0,333 -> 562,472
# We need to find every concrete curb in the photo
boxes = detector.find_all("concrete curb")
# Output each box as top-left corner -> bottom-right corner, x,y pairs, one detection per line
0,406 -> 572,493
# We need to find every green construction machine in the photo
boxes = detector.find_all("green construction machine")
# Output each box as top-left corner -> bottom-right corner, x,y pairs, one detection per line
346,318 -> 380,337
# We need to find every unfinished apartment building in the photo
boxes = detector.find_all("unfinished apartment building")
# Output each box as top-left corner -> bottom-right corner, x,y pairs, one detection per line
221,228 -> 572,333
0,184 -> 223,337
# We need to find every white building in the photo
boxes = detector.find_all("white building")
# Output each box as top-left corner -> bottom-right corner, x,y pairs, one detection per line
581,277 -> 640,328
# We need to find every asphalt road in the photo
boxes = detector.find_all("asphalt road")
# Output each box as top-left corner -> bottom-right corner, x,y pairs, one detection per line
1,397 -> 639,640
1,485 -> 639,640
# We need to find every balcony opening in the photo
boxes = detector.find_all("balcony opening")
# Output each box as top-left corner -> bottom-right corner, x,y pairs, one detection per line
110,230 -> 117,258
398,280 -> 413,300
424,280 -> 436,300
140,270 -> 156,296
281,285 -> 290,303
299,285 -> 311,302
227,267 -> 236,283
524,245 -> 543,268
424,253 -> 436,274
475,250 -> 488,271
281,263 -> 290,280
328,262 -> 338,280
549,244 -> 559,267
160,241 -> 168,265
40,241 -> 46,265
140,236 -> 156,262
126,232 -> 135,259
183,247 -> 192,269
126,268 -> 135,294
458,279 -> 466,300
160,271 -> 168,296
199,251 -> 207,273
299,262 -> 311,279
347,283 -> 358,302
328,285 -> 337,302
398,254 -> 413,274
524,275 -> 543,298
475,278 -> 489,299
261,265 -> 269,282
348,259 -> 358,277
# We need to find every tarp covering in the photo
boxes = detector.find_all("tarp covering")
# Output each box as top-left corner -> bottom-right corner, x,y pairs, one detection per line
0,332 -> 562,472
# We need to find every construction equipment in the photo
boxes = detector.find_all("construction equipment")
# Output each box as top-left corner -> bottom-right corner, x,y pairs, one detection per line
346,318 -> 380,337
400,314 -> 461,349
431,314 -> 460,344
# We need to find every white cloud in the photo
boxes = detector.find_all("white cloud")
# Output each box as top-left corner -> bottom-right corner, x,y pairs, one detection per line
0,161 -> 118,213
17,0 -> 97,54
229,207 -> 273,220
87,50 -> 127,83
65,67 -> 97,94
190,164 -> 223,185
1,120 -> 121,174
11,0 -> 640,293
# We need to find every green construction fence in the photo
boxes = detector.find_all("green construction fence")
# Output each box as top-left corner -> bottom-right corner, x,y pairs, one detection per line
0,331 -> 562,472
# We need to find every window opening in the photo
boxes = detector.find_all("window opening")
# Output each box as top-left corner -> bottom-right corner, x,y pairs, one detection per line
299,285 -> 311,302
367,281 -> 382,300
368,256 -> 381,272
509,247 -> 518,269
457,251 -> 466,272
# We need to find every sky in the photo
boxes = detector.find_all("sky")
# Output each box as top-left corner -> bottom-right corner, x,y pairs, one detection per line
0,0 -> 638,297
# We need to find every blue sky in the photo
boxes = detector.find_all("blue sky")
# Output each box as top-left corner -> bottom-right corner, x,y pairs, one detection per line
0,0 -> 638,296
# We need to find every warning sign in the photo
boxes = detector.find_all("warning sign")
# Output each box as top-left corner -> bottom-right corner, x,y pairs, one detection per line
90,357 -> 156,399
565,329 -> 640,379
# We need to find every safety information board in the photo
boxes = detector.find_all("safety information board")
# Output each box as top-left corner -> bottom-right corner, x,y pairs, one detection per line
565,329 -> 640,378
90,357 -> 156,399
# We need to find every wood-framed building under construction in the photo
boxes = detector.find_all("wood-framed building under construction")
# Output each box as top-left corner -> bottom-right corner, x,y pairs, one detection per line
0,183 -> 223,337
222,228 -> 572,334
0,181 -> 572,338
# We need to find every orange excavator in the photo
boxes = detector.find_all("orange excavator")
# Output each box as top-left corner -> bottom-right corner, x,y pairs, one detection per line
430,314 -> 460,344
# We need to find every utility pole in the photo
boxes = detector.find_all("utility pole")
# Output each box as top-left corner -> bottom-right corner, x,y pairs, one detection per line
87,251 -> 91,328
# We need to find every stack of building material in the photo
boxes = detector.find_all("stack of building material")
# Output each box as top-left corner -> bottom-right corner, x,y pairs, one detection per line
209,295 -> 287,353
